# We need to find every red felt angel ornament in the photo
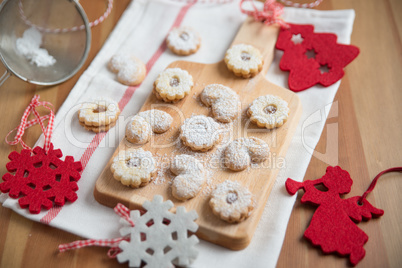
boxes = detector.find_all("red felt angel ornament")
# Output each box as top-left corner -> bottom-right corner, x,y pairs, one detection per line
286,166 -> 402,265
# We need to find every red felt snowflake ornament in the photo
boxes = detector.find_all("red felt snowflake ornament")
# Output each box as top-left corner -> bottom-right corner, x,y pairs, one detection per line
276,24 -> 360,92
1,144 -> 82,213
1,95 -> 82,214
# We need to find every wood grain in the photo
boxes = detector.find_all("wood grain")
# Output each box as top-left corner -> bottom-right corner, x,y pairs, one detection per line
94,17 -> 302,250
0,0 -> 401,267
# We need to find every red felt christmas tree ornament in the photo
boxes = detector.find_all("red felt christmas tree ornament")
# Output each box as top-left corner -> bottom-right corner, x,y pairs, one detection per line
0,95 -> 82,214
276,24 -> 360,91
286,166 -> 402,266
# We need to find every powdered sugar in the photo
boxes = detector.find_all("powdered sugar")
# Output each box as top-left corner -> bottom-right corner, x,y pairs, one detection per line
117,62 -> 139,83
154,68 -> 194,102
180,115 -> 222,151
171,154 -> 205,200
224,137 -> 269,171
125,110 -> 173,145
138,109 -> 173,134
78,97 -> 120,127
167,26 -> 201,55
111,148 -> 156,188
248,95 -> 289,129
224,44 -> 262,72
209,180 -> 255,223
16,27 -> 56,67
200,84 -> 240,123
125,115 -> 151,144
108,54 -> 146,86
147,120 -> 232,197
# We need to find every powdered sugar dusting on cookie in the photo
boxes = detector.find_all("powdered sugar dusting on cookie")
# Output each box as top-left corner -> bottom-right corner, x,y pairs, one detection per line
225,44 -> 262,71
143,119 -> 235,198
117,60 -> 139,84
224,44 -> 263,78
108,54 -> 146,86
125,115 -> 151,144
138,110 -> 173,133
224,137 -> 269,171
78,97 -> 120,127
111,148 -> 156,188
180,115 -> 222,151
167,26 -> 201,55
126,110 -> 173,145
248,95 -> 289,129
170,154 -> 205,200
109,54 -> 126,72
209,180 -> 255,223
201,84 -> 240,123
154,68 -> 194,102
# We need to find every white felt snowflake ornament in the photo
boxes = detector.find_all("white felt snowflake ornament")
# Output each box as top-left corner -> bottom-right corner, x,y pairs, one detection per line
117,195 -> 199,268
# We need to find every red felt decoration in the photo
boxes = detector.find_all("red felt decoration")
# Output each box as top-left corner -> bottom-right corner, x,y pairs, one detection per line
276,24 -> 360,92
285,166 -> 384,266
1,95 -> 82,214
1,144 -> 82,214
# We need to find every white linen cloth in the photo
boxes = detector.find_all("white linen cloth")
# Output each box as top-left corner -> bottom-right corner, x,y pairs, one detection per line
1,0 -> 356,267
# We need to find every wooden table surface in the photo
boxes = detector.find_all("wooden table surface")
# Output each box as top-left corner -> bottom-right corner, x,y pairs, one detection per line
0,0 -> 401,267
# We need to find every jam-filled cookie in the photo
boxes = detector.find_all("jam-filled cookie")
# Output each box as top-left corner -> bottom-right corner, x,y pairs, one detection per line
247,95 -> 289,129
78,97 -> 120,132
153,68 -> 193,102
110,148 -> 156,188
209,180 -> 255,223
167,26 -> 201,56
224,44 -> 263,78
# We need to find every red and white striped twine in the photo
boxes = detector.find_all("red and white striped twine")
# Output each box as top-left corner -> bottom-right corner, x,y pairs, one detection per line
240,0 -> 323,28
167,0 -> 233,3
5,95 -> 54,153
240,0 -> 288,28
279,0 -> 323,9
114,203 -> 135,227
58,238 -> 127,253
18,0 -> 114,34
58,203 -> 134,257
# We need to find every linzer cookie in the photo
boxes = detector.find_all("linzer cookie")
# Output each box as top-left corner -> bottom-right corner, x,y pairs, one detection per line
167,26 -> 201,56
200,84 -> 240,123
247,94 -> 289,129
179,115 -> 222,152
153,68 -> 194,102
224,44 -> 263,78
110,148 -> 156,188
108,54 -> 146,86
78,97 -> 120,133
224,137 -> 269,171
125,109 -> 173,144
171,154 -> 205,201
209,180 -> 256,223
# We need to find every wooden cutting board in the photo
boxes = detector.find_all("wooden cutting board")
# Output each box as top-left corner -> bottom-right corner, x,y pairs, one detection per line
94,17 -> 302,250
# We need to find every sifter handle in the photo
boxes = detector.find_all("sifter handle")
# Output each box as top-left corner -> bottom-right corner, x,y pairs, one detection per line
0,69 -> 10,87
